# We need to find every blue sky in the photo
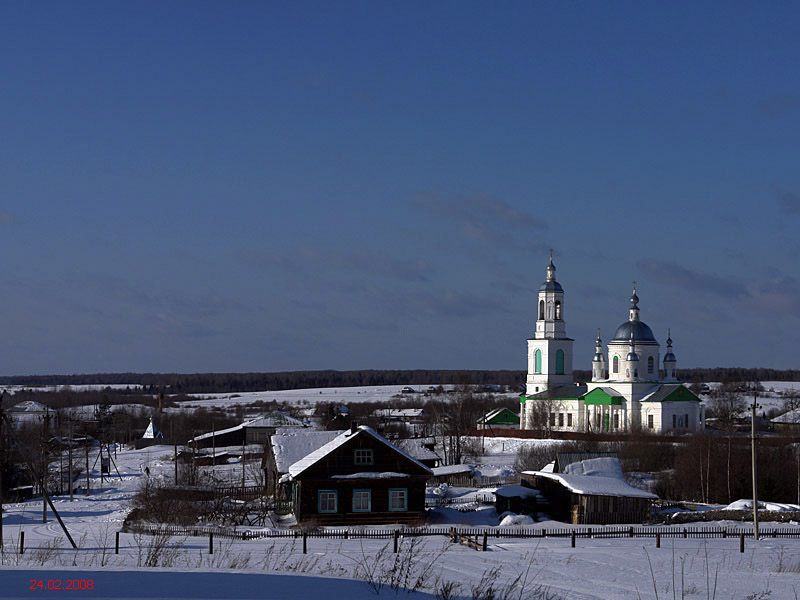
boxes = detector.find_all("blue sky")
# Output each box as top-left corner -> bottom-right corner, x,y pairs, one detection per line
1,2 -> 799,375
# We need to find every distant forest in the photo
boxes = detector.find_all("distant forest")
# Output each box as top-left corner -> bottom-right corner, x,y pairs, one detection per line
1,367 -> 799,394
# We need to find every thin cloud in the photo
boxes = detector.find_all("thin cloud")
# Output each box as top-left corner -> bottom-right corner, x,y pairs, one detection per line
0,210 -> 18,225
412,192 -> 548,243
637,259 -> 747,298
759,94 -> 800,118
775,187 -> 800,215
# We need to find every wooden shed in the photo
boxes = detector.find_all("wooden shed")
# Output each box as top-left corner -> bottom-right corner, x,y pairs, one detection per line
522,456 -> 656,525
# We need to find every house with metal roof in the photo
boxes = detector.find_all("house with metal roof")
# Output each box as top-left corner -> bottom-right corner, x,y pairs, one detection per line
476,407 -> 520,430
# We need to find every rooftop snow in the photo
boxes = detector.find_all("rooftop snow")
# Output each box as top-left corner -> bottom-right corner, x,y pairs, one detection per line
287,426 -> 432,479
271,430 -> 344,473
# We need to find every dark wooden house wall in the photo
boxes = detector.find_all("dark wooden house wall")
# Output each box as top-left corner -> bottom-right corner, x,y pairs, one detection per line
293,431 -> 430,524
522,474 -> 652,525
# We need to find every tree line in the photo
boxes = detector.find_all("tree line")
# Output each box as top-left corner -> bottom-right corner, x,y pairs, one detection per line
2,367 -> 798,394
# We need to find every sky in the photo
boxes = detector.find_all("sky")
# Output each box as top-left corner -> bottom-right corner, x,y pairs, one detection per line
1,2 -> 799,375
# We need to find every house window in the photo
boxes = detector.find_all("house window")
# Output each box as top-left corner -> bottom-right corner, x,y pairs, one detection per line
648,415 -> 654,429
389,488 -> 408,511
647,356 -> 654,374
684,414 -> 689,428
534,350 -> 542,374
567,413 -> 573,427
555,350 -> 565,375
353,489 -> 371,512
354,449 -> 374,465
613,356 -> 619,374
549,413 -> 556,427
673,414 -> 677,429
318,490 -> 337,513
558,413 -> 564,427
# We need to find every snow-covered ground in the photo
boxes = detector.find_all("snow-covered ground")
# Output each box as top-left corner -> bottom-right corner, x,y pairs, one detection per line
3,443 -> 800,599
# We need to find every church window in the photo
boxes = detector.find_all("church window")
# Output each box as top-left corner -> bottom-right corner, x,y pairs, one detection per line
612,356 -> 619,374
626,368 -> 630,378
554,301 -> 562,320
614,413 -> 619,429
538,300 -> 544,320
555,350 -> 564,375
549,413 -> 556,427
671,369 -> 676,378
534,350 -> 542,374
567,413 -> 573,427
558,413 -> 564,427
634,368 -> 638,377
647,356 -> 654,374
648,414 -> 654,429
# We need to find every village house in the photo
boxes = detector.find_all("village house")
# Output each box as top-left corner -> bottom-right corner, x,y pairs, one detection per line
284,424 -> 432,524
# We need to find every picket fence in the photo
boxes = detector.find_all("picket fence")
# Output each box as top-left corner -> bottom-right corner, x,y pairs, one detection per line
124,522 -> 800,542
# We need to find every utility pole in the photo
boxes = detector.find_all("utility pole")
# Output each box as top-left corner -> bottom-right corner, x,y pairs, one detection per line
751,393 -> 760,541
241,438 -> 246,490
68,419 -> 73,502
85,441 -> 90,496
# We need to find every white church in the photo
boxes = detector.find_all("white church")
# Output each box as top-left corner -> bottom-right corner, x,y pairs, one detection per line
520,253 -> 703,434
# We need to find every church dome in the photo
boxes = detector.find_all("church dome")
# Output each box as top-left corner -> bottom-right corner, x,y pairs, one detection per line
612,321 -> 657,343
539,280 -> 564,292
664,351 -> 676,363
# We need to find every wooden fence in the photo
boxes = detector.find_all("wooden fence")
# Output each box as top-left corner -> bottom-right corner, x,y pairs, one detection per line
123,523 -> 800,541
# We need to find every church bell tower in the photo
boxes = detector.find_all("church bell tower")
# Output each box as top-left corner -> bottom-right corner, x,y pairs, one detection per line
525,251 -> 574,395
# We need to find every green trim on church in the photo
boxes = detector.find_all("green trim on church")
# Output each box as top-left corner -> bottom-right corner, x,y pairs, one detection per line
583,388 -> 623,406
641,384 -> 701,403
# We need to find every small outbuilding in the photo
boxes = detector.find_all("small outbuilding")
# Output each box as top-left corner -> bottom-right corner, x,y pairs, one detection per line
522,455 -> 657,524
477,407 -> 520,430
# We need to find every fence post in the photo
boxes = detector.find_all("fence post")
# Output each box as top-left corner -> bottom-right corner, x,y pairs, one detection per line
588,527 -> 593,539
303,532 -> 307,554
740,533 -> 745,553
722,528 -> 727,539
656,533 -> 661,549
571,530 -> 576,548
344,530 -> 349,539
393,530 -> 399,553
115,531 -> 120,554
20,531 -> 24,555
683,528 -> 687,539
209,533 -> 213,555
629,526 -> 634,538
482,532 -> 487,552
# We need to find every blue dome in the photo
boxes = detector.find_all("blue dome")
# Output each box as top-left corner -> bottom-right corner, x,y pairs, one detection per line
539,280 -> 563,292
612,321 -> 657,343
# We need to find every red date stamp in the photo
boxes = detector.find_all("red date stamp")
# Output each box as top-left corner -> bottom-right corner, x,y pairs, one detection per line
29,580 -> 94,591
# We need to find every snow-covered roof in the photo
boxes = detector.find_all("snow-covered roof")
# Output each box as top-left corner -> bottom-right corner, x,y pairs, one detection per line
478,407 -> 519,424
493,485 -> 542,499
431,464 -> 473,476
8,400 -> 54,413
246,411 -> 306,428
270,430 -> 344,473
189,423 -> 243,442
142,418 -> 163,439
524,457 -> 657,499
287,426 -> 433,479
331,472 -> 410,479
772,408 -> 800,424
373,408 -> 426,419
394,438 -> 440,462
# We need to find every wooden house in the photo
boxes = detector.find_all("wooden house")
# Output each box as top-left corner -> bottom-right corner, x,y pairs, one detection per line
521,455 -> 656,525
285,424 -> 432,525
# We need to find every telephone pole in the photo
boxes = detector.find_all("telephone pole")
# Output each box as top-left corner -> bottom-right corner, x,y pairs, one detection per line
751,392 -> 760,541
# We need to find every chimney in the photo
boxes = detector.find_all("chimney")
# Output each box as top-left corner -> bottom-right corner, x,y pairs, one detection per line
350,421 -> 358,435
